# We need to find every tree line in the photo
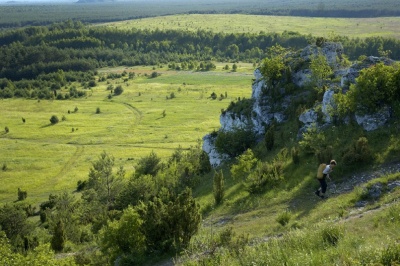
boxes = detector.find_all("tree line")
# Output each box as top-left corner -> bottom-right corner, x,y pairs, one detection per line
2,20 -> 400,100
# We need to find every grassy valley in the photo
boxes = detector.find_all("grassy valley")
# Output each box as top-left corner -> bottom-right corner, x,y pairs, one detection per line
0,64 -> 253,204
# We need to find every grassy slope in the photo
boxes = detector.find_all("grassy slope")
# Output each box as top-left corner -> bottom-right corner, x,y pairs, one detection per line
0,64 -> 253,204
100,14 -> 400,39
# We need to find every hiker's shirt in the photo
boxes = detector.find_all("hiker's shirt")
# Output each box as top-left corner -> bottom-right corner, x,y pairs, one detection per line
322,165 -> 332,177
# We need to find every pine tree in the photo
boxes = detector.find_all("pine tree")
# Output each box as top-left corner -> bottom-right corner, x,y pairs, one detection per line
213,170 -> 224,205
51,220 -> 66,252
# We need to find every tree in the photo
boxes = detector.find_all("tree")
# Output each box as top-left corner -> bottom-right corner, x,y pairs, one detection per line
137,187 -> 201,253
265,125 -> 275,151
86,151 -> 124,208
215,127 -> 257,157
100,206 -> 146,265
213,170 -> 224,205
232,63 -> 238,72
230,149 -> 257,180
0,204 -> 28,243
260,45 -> 288,86
51,220 -> 66,252
49,115 -> 59,124
114,85 -> 123,95
134,151 -> 161,177
310,54 -> 333,88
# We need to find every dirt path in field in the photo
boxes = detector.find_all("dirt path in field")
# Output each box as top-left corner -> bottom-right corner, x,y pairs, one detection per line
52,145 -> 85,184
121,102 -> 143,124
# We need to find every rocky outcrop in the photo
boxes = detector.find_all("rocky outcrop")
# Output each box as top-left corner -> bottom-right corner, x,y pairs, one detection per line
355,106 -> 391,132
341,56 -> 394,91
203,42 -> 394,166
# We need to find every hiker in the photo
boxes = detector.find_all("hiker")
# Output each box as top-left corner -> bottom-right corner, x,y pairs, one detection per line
315,159 -> 337,199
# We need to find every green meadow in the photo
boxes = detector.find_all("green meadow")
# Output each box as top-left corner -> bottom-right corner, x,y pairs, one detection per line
102,14 -> 400,39
0,65 -> 253,204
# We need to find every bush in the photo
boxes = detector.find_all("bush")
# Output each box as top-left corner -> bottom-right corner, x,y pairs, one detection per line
342,137 -> 373,165
49,115 -> 59,124
265,125 -> 275,151
246,159 -> 284,194
76,180 -> 87,192
2,163 -> 7,171
5,126 -> 9,133
291,146 -> 300,164
114,85 -> 123,96
215,128 -> 257,157
17,188 -> 27,201
276,209 -> 291,226
381,243 -> 400,266
320,224 -> 343,246
96,107 -> 101,114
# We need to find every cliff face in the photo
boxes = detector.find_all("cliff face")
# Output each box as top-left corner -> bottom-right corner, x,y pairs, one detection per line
203,42 -> 393,166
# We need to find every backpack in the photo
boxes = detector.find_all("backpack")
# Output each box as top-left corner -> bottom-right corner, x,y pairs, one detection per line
317,163 -> 326,179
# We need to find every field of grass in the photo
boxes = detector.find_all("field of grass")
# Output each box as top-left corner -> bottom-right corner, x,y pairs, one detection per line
101,14 -> 400,39
0,64 -> 253,204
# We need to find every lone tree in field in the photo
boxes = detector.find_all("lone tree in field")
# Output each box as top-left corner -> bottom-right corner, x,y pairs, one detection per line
114,85 -> 124,96
50,115 -> 59,124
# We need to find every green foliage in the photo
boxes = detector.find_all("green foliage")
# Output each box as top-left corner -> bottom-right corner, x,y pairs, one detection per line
245,158 -> 284,194
116,174 -> 157,210
230,149 -> 257,180
134,151 -> 161,177
215,127 -> 257,158
342,137 -> 373,165
213,170 -> 224,205
315,37 -> 325,47
46,192 -> 82,245
49,115 -> 59,124
86,151 -> 124,207
316,145 -> 333,165
113,85 -> 124,96
320,224 -> 344,246
17,188 -> 27,201
260,45 -> 287,86
380,243 -> 400,266
0,204 -> 28,246
96,107 -> 101,114
265,125 -> 275,151
336,63 -> 400,114
2,163 -> 7,171
51,220 -> 66,252
137,187 -> 201,253
291,146 -> 300,164
4,126 -> 9,133
215,227 -> 249,256
0,231 -> 75,266
100,206 -> 146,265
299,124 -> 327,156
276,209 -> 292,226
225,98 -> 254,118
310,54 -> 333,88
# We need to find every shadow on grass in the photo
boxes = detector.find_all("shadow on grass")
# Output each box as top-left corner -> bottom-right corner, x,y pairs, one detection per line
40,123 -> 55,128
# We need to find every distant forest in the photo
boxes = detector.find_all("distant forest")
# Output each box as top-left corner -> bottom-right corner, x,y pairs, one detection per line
1,19 -> 400,100
0,0 -> 400,28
